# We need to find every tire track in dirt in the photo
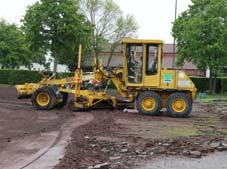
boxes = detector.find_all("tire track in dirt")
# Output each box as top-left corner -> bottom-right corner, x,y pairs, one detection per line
0,98 -> 40,141
0,87 -> 95,169
18,113 -> 94,169
18,127 -> 63,169
0,89 -> 69,144
0,99 -> 31,105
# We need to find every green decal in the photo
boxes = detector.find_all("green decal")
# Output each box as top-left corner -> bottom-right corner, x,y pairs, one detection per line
163,74 -> 172,83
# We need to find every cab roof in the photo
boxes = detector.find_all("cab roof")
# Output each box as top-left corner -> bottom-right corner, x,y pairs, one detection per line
121,38 -> 163,44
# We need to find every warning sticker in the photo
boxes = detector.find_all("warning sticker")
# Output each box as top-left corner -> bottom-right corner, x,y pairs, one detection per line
163,74 -> 173,83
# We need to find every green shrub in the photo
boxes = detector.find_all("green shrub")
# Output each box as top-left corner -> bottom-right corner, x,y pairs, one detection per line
191,77 -> 209,92
0,70 -> 10,84
0,69 -> 43,85
0,68 -> 94,85
219,78 -> 227,93
191,77 -> 227,93
56,72 -> 74,79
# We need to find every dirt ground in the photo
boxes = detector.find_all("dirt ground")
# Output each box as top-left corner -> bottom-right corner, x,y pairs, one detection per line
55,100 -> 227,169
0,87 -> 227,169
0,87 -> 70,149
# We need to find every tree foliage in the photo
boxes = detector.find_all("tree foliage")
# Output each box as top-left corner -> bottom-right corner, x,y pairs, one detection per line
0,20 -> 30,69
172,0 -> 227,92
172,0 -> 227,73
80,0 -> 138,61
22,0 -> 93,72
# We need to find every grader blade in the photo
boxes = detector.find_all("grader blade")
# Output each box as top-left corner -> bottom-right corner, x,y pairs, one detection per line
15,83 -> 39,99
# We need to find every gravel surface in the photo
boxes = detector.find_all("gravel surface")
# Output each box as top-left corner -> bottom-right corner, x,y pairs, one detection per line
137,152 -> 227,169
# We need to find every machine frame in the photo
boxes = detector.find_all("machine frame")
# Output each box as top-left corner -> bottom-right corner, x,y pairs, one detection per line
16,39 -> 197,117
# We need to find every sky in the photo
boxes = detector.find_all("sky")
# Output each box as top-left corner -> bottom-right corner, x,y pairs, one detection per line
0,0 -> 192,43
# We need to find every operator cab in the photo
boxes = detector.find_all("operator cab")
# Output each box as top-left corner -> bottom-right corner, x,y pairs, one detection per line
121,38 -> 163,87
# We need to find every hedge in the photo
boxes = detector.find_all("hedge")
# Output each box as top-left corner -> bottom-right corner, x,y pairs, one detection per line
191,77 -> 227,93
191,77 -> 209,92
0,69 -> 42,85
0,69 -> 226,93
221,78 -> 227,92
0,69 -> 90,85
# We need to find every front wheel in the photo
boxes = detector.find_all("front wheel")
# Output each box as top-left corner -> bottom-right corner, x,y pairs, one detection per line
167,93 -> 192,118
31,87 -> 57,110
136,91 -> 161,116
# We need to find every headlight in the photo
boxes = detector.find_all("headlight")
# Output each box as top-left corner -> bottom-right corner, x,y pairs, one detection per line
178,71 -> 185,79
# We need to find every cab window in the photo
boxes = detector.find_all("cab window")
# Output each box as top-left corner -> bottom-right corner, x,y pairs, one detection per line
126,44 -> 143,83
146,45 -> 158,75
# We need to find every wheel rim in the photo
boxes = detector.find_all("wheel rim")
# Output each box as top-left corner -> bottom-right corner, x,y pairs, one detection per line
36,92 -> 50,107
172,98 -> 186,113
141,97 -> 156,111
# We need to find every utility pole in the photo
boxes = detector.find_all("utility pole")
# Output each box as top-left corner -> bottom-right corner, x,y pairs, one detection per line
172,0 -> 178,68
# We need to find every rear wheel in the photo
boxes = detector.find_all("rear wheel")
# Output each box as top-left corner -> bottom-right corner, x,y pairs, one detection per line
136,91 -> 161,115
167,93 -> 192,117
31,87 -> 57,110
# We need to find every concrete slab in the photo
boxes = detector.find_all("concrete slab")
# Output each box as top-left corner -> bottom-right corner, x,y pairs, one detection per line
137,152 -> 227,169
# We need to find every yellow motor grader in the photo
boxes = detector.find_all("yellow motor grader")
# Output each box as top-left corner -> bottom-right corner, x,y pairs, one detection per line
16,38 -> 197,117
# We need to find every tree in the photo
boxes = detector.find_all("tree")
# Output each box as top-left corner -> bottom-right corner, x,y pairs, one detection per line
172,0 -> 227,93
22,0 -> 93,73
0,20 -> 30,69
80,0 -> 138,65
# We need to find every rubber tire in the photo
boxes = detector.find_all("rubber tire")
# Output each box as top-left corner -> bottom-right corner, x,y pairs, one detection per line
56,92 -> 69,108
167,92 -> 192,118
31,87 -> 57,110
136,91 -> 161,116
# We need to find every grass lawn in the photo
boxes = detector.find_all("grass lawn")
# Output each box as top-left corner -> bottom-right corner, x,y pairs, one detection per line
197,93 -> 227,102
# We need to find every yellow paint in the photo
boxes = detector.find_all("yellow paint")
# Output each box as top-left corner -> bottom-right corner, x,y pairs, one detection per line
142,44 -> 163,87
77,45 -> 82,69
15,39 -> 197,111
121,38 -> 163,44
15,83 -> 40,97
36,92 -> 50,106
74,45 -> 83,98
172,98 -> 187,113
141,97 -> 156,111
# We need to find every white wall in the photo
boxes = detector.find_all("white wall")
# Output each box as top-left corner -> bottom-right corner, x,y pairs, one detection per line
206,69 -> 210,78
0,55 -> 69,73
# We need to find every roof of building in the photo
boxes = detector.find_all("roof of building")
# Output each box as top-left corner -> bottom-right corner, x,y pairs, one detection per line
163,44 -> 178,53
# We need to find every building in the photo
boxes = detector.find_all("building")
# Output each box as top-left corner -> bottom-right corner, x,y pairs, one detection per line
7,44 -> 205,76
89,44 -> 204,76
19,54 -> 69,72
162,44 -> 204,76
